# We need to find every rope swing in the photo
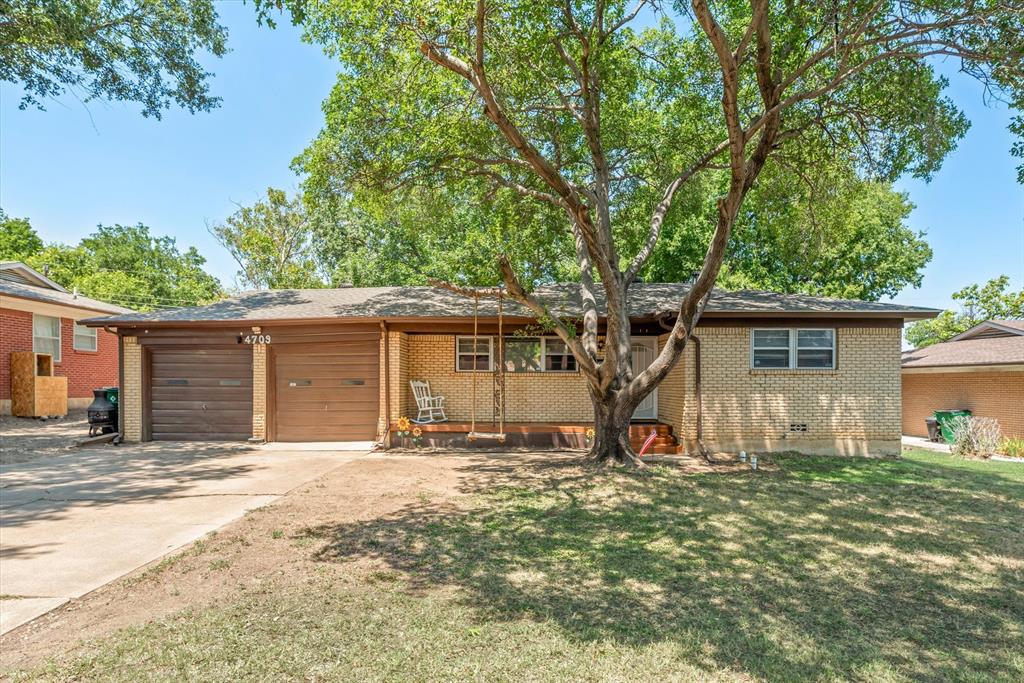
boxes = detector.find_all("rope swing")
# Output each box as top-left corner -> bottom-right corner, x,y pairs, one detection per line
468,289 -> 506,444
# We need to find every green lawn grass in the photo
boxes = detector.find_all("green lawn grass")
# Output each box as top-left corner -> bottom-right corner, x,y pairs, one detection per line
16,450 -> 1024,682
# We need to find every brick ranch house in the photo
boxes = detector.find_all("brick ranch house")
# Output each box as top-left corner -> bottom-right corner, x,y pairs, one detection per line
1,262 -> 130,414
902,320 -> 1024,439
82,284 -> 937,456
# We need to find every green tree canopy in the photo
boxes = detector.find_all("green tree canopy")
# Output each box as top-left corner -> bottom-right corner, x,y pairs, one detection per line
0,0 -> 228,117
210,188 -> 329,290
20,223 -> 222,311
0,209 -> 43,260
262,0 -> 1023,463
906,276 -> 1024,348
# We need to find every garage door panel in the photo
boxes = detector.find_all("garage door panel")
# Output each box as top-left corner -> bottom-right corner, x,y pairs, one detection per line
150,389 -> 254,404
273,340 -> 379,442
152,360 -> 251,374
149,347 -> 252,441
276,406 -> 380,420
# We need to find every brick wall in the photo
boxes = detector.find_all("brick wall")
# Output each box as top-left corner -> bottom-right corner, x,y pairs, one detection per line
0,308 -> 32,404
386,331 -> 410,429
252,339 -> 267,441
401,334 -> 593,423
397,327 -> 901,454
121,336 -> 142,441
659,326 -> 902,456
1,307 -> 119,411
902,370 -> 1024,439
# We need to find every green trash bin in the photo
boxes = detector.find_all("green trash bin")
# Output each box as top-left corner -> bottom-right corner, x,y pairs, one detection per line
933,409 -> 971,444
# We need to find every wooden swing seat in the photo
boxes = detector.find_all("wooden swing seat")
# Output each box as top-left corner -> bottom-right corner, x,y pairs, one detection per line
467,431 -> 507,443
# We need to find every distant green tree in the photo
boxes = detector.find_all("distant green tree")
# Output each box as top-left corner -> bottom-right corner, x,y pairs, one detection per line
210,188 -> 327,290
0,209 -> 43,260
0,0 -> 228,117
906,276 -> 1024,348
23,223 -> 222,311
643,170 -> 932,301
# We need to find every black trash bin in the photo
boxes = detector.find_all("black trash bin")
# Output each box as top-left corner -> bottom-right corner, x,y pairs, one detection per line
925,417 -> 940,442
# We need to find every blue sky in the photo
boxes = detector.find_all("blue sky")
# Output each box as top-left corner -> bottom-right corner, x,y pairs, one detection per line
1,1 -> 1021,313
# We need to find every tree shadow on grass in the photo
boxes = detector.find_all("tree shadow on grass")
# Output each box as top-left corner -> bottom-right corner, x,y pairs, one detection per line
307,454 -> 1024,682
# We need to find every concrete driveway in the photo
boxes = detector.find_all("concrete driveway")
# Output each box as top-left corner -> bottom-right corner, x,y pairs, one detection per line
0,441 -> 364,634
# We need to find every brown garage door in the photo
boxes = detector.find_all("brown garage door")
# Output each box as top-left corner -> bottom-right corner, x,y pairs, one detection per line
149,347 -> 253,441
273,341 -> 379,441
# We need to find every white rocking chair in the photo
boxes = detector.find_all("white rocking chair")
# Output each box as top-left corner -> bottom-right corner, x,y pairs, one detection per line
410,380 -> 448,424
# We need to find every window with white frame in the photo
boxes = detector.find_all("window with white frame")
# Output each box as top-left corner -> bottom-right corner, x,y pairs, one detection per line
73,322 -> 98,351
751,328 -> 835,369
544,338 -> 577,371
456,336 -> 578,372
456,336 -> 492,371
33,314 -> 61,362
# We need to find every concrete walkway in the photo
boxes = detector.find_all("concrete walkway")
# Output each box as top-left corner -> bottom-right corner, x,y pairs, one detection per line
0,441 -> 363,634
901,435 -> 951,453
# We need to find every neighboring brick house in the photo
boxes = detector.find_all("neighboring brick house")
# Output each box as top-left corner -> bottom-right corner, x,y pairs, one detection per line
902,320 -> 1024,439
1,262 -> 131,414
82,284 -> 937,456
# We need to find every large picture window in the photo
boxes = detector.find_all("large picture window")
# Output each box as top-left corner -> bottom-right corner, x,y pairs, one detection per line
455,336 -> 578,373
74,322 -> 98,352
751,328 -> 835,369
33,314 -> 61,362
504,337 -> 542,372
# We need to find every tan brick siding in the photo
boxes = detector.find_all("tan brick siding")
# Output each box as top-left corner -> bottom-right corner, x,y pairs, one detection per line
902,370 -> 1024,439
121,336 -> 142,442
659,327 -> 902,456
403,334 -> 593,422
252,341 -> 267,441
386,331 -> 410,426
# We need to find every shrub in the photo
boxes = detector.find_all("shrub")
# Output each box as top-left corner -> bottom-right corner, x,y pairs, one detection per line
998,438 -> 1024,458
950,417 -> 1002,458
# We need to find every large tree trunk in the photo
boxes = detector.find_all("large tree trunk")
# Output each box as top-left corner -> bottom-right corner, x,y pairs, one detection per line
586,369 -> 655,467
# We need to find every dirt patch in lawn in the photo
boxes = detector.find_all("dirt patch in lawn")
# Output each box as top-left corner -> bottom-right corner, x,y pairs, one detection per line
0,450 -> 741,671
0,411 -> 91,465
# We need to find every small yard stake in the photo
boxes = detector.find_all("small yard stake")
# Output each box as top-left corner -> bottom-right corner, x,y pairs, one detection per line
750,455 -> 758,470
739,451 -> 747,462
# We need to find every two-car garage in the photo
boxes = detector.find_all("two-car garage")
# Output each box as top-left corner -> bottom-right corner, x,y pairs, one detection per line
142,325 -> 380,443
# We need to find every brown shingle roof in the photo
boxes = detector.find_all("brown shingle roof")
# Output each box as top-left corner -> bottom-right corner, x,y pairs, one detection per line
902,336 -> 1024,369
0,279 -> 134,315
82,283 -> 938,326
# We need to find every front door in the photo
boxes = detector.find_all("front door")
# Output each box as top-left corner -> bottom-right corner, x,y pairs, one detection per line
630,338 -> 658,420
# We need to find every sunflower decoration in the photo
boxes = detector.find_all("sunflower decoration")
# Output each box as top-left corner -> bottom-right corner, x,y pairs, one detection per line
396,416 -> 412,432
585,427 -> 596,444
412,426 -> 423,438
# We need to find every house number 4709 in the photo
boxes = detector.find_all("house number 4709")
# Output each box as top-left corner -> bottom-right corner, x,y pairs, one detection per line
243,334 -> 271,344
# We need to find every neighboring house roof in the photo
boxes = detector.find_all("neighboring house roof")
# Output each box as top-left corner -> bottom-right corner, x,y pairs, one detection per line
0,261 -> 68,292
82,283 -> 938,326
902,335 -> 1024,369
0,262 -> 134,315
950,319 -> 1024,341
